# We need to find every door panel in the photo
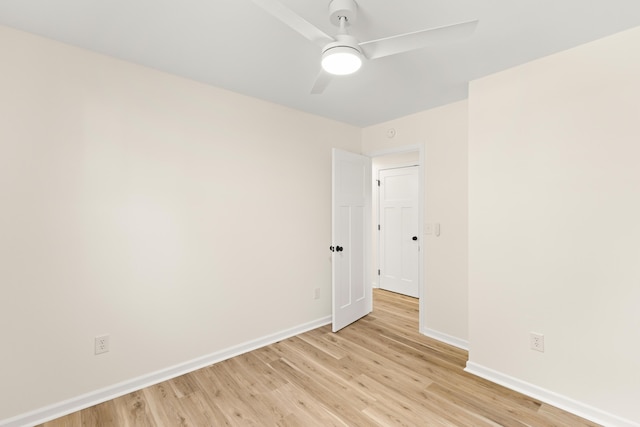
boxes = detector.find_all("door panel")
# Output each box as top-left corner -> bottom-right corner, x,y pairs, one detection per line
379,167 -> 419,298
334,205 -> 350,308
332,149 -> 371,332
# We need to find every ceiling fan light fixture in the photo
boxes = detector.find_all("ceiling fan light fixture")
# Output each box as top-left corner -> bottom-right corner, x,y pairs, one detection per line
321,45 -> 362,75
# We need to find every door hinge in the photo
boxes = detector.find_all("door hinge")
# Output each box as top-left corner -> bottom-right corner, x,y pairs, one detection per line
378,269 -> 380,276
378,224 -> 380,231
377,179 -> 380,187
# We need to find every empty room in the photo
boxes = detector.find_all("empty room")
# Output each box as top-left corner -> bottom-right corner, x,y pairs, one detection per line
1,1 -> 639,426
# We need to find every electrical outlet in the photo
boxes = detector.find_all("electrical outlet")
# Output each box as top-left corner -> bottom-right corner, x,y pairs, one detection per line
95,335 -> 110,355
314,288 -> 320,300
530,332 -> 544,352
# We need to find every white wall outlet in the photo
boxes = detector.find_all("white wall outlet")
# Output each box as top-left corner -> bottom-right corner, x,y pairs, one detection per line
314,288 -> 320,300
95,335 -> 110,355
530,332 -> 544,352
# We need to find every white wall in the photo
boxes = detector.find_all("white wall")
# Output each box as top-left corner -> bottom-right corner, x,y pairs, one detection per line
468,26 -> 640,425
362,101 -> 469,346
0,25 -> 361,422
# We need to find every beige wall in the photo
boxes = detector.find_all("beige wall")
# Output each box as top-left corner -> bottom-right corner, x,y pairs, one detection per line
362,101 -> 469,345
0,26 -> 361,421
468,26 -> 640,425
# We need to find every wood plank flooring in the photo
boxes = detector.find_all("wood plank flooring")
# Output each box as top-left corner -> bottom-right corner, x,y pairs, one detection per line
38,290 -> 600,426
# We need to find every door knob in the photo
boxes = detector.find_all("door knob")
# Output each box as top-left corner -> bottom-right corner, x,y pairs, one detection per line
336,246 -> 344,252
412,236 -> 418,241
330,246 -> 335,252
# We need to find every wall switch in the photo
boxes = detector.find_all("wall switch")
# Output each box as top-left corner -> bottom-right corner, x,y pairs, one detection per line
530,332 -> 544,352
95,335 -> 110,355
314,288 -> 320,300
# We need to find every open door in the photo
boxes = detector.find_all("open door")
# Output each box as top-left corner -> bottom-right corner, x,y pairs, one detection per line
331,149 -> 372,332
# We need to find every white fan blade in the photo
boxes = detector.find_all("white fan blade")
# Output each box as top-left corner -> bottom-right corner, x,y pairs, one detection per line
359,19 -> 478,60
252,0 -> 335,47
310,69 -> 333,94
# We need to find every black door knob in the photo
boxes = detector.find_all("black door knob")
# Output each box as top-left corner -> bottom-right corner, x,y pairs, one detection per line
412,236 -> 418,241
330,246 -> 335,252
336,246 -> 344,252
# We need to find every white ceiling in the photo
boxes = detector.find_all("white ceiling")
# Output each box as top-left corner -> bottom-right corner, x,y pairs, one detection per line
1,0 -> 640,127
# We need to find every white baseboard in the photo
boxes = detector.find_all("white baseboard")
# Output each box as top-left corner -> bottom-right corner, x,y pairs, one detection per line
465,362 -> 639,427
0,316 -> 332,427
421,328 -> 469,350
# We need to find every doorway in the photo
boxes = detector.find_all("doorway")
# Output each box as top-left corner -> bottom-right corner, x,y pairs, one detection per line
331,146 -> 424,333
371,148 -> 423,314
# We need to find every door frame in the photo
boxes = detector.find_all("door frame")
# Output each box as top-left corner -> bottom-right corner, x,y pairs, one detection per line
367,143 -> 425,332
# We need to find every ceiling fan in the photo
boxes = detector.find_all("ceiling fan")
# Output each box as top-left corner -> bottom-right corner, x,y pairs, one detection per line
252,0 -> 478,94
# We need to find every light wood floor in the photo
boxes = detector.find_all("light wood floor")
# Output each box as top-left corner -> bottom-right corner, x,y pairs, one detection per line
39,289 -> 600,426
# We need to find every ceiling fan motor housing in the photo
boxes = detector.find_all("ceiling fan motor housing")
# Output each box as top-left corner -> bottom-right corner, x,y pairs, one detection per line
323,33 -> 361,55
329,0 -> 358,26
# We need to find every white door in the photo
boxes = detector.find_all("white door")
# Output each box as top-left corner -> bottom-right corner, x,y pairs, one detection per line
379,166 -> 419,298
331,149 -> 372,332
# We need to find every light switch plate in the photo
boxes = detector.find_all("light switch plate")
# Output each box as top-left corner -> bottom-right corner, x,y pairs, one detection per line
424,223 -> 433,235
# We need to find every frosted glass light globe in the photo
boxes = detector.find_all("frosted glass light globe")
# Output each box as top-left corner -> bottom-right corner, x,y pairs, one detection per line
321,46 -> 362,75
